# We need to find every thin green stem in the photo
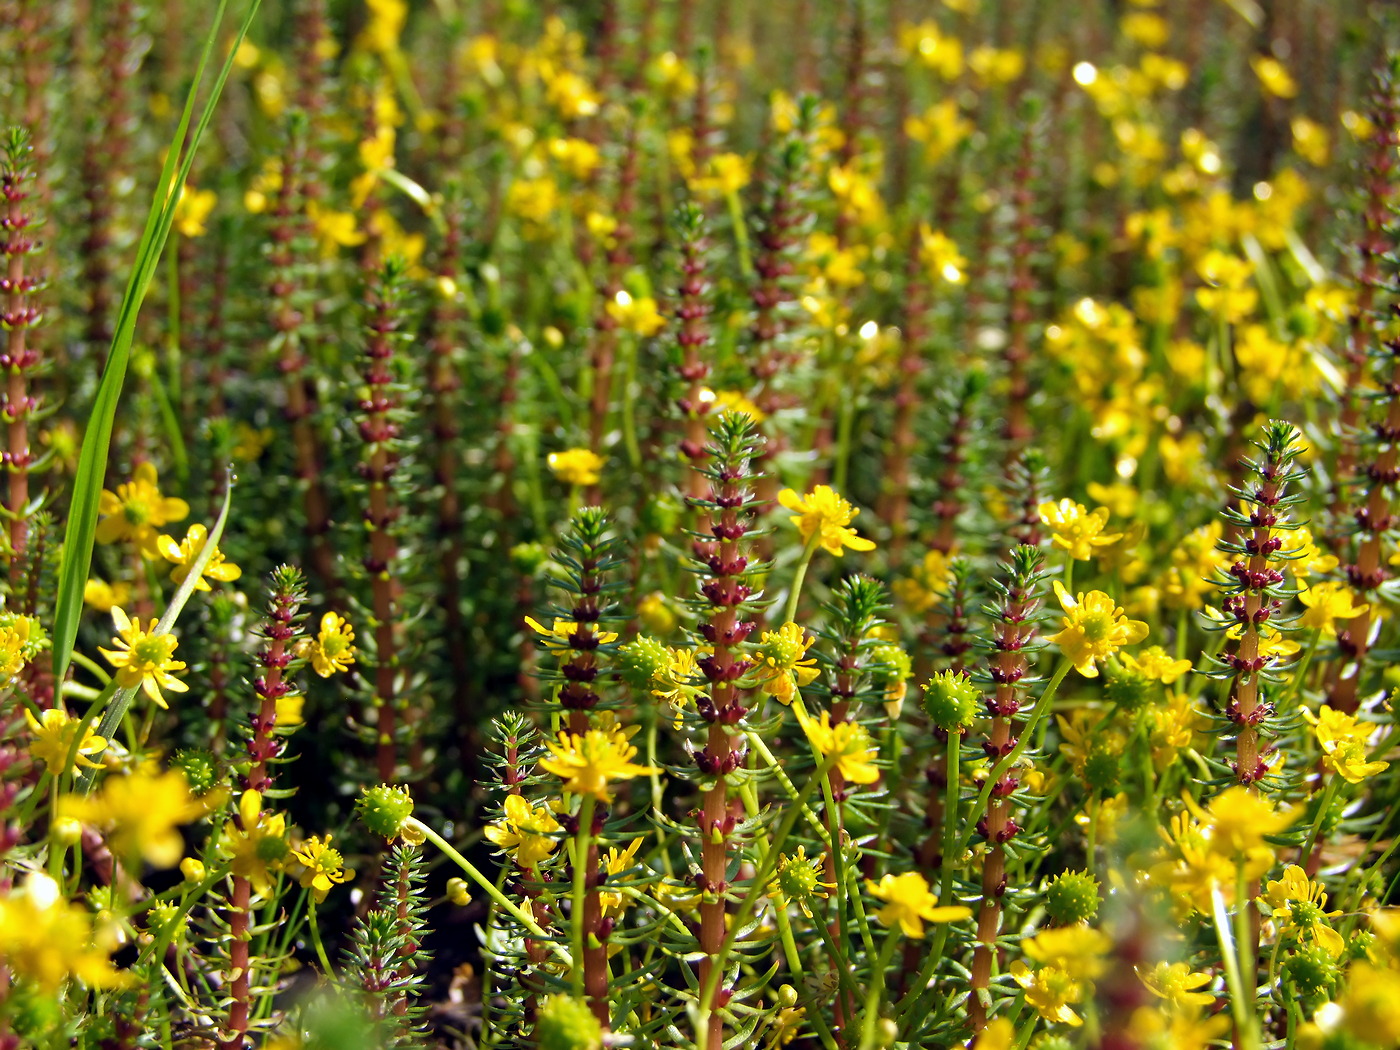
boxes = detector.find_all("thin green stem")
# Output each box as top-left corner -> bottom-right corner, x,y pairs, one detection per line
570,793 -> 596,997
1299,774 -> 1339,871
784,535 -> 821,625
406,817 -> 572,966
858,930 -> 902,1050
1211,880 -> 1259,1050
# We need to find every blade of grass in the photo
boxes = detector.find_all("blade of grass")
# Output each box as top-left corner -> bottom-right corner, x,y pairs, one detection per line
51,0 -> 262,690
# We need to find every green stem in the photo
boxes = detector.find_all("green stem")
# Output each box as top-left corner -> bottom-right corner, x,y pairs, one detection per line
406,817 -> 572,966
307,896 -> 334,976
570,793 -> 596,997
1211,879 -> 1259,1050
784,534 -> 821,625
858,930 -> 902,1050
1299,774 -> 1339,871
1279,629 -> 1320,712
726,188 -> 752,279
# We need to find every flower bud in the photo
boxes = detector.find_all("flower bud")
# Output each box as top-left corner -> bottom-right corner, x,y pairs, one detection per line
180,857 -> 207,884
447,877 -> 472,907
51,817 -> 83,846
618,635 -> 671,688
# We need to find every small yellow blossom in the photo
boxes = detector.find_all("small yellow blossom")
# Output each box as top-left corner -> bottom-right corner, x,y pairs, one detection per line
83,579 -> 131,613
1251,55 -> 1298,98
540,726 -> 658,802
1194,251 -> 1257,322
308,612 -> 356,678
800,710 -> 880,785
25,707 -> 107,774
893,548 -> 954,614
688,152 -> 750,197
358,0 -> 407,54
61,769 -> 203,868
1297,581 -> 1368,636
306,201 -> 366,255
0,873 -> 128,991
606,291 -> 666,336
484,793 -> 563,867
898,21 -> 964,79
865,871 -> 970,938
95,462 -> 190,557
524,616 -> 620,652
172,185 -> 216,238
1038,499 -> 1122,561
1046,581 -> 1150,678
548,136 -> 601,180
156,523 -> 242,592
1137,961 -> 1215,1011
1021,925 -> 1112,981
905,99 -> 972,164
1120,646 -> 1193,684
222,789 -> 289,897
1010,960 -> 1085,1026
750,622 -> 821,705
99,608 -> 189,709
918,224 -> 967,284
1262,864 -> 1345,957
968,46 -> 1025,86
777,485 -> 876,556
290,834 -> 353,902
548,448 -> 604,487
598,837 -> 645,916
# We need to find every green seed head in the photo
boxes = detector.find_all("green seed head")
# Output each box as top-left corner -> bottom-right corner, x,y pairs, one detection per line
921,670 -> 981,731
356,784 -> 415,841
1044,870 -> 1101,925
534,994 -> 603,1050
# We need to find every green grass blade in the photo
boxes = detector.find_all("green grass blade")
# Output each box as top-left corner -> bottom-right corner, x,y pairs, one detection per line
50,0 -> 261,689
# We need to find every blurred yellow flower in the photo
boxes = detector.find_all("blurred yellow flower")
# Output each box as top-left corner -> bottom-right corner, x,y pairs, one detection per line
547,448 -> 604,487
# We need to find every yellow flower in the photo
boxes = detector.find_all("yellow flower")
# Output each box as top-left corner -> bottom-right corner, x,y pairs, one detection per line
524,616 -> 620,652
1297,581 -> 1368,636
918,224 -> 967,284
1331,962 -> 1400,1045
598,837 -> 645,916
864,871 -> 970,938
898,21 -> 964,79
1046,581 -> 1149,678
972,1018 -> 1015,1050
484,793 -> 563,867
99,608 -> 189,709
308,612 -> 356,677
548,136 -> 601,180
95,462 -> 190,557
606,291 -> 666,336
172,184 -> 217,238
1319,737 -> 1389,785
1020,925 -> 1111,981
25,707 -> 107,774
1191,785 -> 1297,864
750,622 -> 821,705
1286,526 -> 1339,578
1136,961 -> 1215,1011
289,834 -> 353,902
221,789 -> 289,897
1261,864 -> 1344,958
968,46 -> 1025,85
1127,1004 -> 1230,1049
688,152 -> 750,197
1120,646 -> 1192,684
0,873 -> 127,991
548,448 -> 604,487
306,201 -> 366,256
1194,251 -> 1257,322
1010,961 -> 1084,1026
359,0 -> 406,54
1251,55 -> 1298,98
777,485 -> 876,556
800,710 -> 880,785
708,389 -> 766,423
1038,499 -> 1122,561
542,65 -> 600,120
893,548 -> 954,614
156,523 -> 242,591
84,578 -> 132,612
540,726 -> 658,803
905,99 -> 972,164
60,769 -> 203,868
0,613 -> 42,679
